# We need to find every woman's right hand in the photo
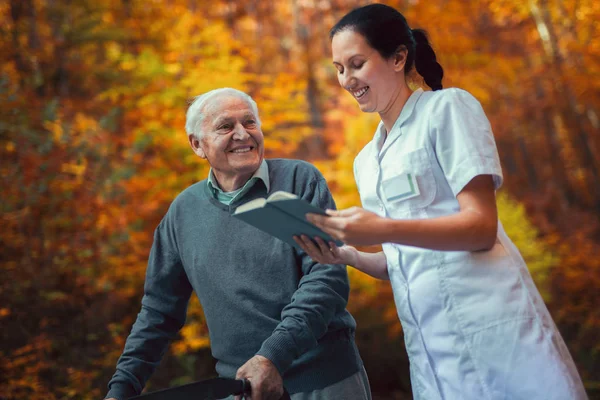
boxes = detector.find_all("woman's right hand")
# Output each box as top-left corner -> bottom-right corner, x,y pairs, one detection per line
293,235 -> 358,266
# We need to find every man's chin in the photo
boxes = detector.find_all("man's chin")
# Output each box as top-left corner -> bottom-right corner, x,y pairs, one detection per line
232,159 -> 262,174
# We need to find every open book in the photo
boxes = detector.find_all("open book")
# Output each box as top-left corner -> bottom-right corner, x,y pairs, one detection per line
233,191 -> 343,250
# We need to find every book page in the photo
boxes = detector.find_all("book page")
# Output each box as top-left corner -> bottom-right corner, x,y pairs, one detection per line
266,191 -> 298,202
234,197 -> 267,214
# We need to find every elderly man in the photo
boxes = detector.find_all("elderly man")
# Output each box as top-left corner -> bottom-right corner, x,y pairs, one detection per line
104,88 -> 371,400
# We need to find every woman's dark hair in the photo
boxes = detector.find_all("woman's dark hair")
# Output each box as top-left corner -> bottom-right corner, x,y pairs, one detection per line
330,3 -> 443,91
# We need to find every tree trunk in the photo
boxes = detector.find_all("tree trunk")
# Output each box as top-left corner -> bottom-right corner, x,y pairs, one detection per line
530,0 -> 600,210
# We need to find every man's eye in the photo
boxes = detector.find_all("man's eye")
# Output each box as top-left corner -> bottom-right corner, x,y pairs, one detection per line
219,124 -> 232,130
245,120 -> 256,126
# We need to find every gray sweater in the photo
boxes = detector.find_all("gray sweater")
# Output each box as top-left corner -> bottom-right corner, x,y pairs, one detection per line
106,159 -> 362,399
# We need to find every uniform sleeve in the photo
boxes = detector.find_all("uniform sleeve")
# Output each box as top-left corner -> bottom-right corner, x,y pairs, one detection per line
430,88 -> 503,196
353,157 -> 361,195
256,173 -> 352,374
106,217 -> 193,400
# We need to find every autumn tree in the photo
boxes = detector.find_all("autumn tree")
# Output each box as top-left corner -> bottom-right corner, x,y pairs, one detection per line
1,0 -> 598,398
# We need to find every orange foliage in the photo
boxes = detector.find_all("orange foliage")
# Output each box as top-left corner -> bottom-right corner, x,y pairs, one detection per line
1,0 -> 598,398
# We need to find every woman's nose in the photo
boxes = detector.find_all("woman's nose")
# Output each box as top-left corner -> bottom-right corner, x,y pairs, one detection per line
340,71 -> 355,89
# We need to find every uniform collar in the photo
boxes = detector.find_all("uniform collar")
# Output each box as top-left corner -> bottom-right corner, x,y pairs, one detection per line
373,88 -> 424,156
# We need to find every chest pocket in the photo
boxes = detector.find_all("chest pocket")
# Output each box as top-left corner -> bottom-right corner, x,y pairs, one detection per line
381,147 -> 436,218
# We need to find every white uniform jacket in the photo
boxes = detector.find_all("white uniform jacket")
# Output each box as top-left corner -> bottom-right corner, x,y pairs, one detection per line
354,88 -> 587,400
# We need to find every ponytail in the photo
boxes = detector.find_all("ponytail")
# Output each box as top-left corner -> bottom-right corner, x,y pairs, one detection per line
411,29 -> 444,91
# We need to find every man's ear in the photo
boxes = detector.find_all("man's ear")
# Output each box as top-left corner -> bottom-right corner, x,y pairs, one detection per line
393,45 -> 408,72
188,134 -> 206,159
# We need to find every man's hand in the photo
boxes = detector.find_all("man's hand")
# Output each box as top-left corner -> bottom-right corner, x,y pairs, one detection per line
235,355 -> 283,400
293,235 -> 358,266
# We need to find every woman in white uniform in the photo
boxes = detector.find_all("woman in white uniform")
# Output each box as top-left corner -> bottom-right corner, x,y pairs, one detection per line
294,4 -> 587,400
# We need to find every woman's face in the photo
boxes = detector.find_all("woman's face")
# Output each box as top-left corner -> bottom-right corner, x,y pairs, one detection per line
332,29 -> 405,114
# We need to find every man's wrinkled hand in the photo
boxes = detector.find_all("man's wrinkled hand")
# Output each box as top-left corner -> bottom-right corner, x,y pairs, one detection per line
234,355 -> 283,400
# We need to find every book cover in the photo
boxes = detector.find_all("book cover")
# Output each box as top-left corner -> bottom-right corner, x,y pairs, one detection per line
233,191 -> 343,250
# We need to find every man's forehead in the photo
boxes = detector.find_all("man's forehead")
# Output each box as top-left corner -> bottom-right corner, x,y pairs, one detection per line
204,95 -> 255,119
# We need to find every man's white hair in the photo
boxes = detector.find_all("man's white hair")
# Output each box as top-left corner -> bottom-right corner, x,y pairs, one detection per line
185,88 -> 261,139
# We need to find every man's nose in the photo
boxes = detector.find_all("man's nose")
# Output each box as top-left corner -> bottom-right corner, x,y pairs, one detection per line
232,123 -> 250,140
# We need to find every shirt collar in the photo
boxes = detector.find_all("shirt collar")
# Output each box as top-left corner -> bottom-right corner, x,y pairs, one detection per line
207,159 -> 270,195
373,88 -> 424,154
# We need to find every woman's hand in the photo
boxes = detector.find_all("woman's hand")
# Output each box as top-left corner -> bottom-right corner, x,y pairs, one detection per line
295,234 -> 390,280
293,235 -> 358,266
306,207 -> 387,246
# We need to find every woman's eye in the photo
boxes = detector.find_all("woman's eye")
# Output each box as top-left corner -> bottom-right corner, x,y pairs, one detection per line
353,63 -> 364,69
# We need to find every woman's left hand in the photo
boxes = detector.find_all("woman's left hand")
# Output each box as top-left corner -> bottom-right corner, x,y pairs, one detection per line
306,207 -> 387,246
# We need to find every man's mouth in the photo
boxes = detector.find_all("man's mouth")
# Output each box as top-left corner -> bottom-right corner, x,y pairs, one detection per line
352,86 -> 369,99
230,146 -> 254,153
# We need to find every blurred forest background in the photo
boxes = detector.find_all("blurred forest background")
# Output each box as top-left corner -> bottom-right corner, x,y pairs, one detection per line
1,0 -> 599,399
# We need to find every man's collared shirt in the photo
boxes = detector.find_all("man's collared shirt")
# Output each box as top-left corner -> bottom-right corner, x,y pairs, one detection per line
207,159 -> 270,205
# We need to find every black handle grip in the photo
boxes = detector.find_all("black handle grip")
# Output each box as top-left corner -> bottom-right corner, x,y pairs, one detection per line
240,379 -> 291,400
241,378 -> 251,396
280,389 -> 292,400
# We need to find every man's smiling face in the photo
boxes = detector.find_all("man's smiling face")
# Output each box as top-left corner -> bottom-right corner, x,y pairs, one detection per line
191,95 -> 265,191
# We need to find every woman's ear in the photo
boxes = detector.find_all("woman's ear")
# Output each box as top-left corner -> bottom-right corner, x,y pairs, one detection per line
393,45 -> 408,72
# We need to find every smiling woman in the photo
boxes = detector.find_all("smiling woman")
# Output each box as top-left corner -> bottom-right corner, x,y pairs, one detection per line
330,6 -> 442,129
294,3 -> 588,400
185,89 -> 265,192
332,30 -> 404,117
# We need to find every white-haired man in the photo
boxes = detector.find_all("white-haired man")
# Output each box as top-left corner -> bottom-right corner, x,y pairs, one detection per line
104,88 -> 371,400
